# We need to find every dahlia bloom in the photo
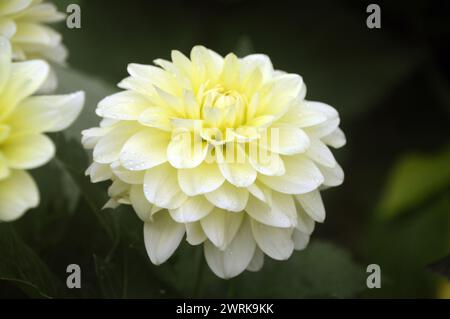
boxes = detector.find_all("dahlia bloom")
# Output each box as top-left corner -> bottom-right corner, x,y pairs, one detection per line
0,0 -> 67,63
83,46 -> 345,278
0,37 -> 84,222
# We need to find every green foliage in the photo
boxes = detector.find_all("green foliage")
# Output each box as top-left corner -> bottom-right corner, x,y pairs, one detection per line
377,146 -> 450,219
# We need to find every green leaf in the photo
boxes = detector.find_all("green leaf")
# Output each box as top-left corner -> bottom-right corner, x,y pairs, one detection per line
0,224 -> 64,298
377,145 -> 450,219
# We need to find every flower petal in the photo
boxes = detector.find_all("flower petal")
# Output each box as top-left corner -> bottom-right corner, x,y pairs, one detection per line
322,128 -> 346,149
306,138 -> 336,168
120,128 -> 170,170
3,133 -> 54,169
258,155 -> 323,194
0,170 -> 39,222
143,212 -> 185,265
186,222 -> 207,245
169,196 -> 214,223
130,184 -> 160,222
9,91 -> 84,133
251,220 -> 294,260
143,163 -> 187,209
167,131 -> 207,169
246,192 -> 297,228
246,247 -> 264,272
204,182 -> 249,212
201,208 -> 244,249
178,162 -> 225,196
295,189 -> 326,222
204,217 -> 256,279
93,123 -> 138,164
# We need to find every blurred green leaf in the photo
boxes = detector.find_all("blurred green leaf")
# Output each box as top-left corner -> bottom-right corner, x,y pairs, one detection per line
0,224 -> 64,298
377,145 -> 450,219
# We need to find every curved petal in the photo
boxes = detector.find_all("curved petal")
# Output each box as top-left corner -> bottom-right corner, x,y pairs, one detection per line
200,208 -> 244,249
322,128 -> 346,149
317,162 -> 344,187
120,128 -> 170,170
0,170 -> 39,222
143,163 -> 187,209
167,131 -> 207,169
251,220 -> 294,261
246,192 -> 296,228
293,229 -> 310,251
178,162 -> 224,196
9,91 -> 84,133
3,133 -> 54,169
143,212 -> 185,265
93,123 -> 138,164
258,155 -> 323,194
306,138 -> 336,168
97,90 -> 150,120
216,144 -> 256,187
186,222 -> 207,245
246,247 -> 264,272
295,189 -> 326,222
130,185 -> 160,222
169,196 -> 214,223
204,217 -> 256,279
204,182 -> 249,212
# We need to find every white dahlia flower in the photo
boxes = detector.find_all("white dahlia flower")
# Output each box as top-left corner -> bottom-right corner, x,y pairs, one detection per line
83,46 -> 346,279
0,37 -> 84,222
0,0 -> 67,63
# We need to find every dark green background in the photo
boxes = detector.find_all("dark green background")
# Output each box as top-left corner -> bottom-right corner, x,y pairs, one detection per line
1,0 -> 449,298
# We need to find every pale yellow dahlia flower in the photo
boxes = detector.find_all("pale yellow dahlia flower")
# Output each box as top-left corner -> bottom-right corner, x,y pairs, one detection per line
0,37 -> 84,222
83,46 -> 346,279
0,0 -> 67,63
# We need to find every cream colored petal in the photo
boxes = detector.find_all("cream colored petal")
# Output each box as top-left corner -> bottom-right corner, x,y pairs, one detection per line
111,164 -> 144,184
97,90 -> 150,120
216,144 -> 256,188
295,189 -> 326,222
0,0 -> 32,15
259,127 -> 310,155
246,247 -> 264,272
185,222 -> 207,245
167,131 -> 207,169
169,196 -> 214,223
245,192 -> 296,228
143,163 -> 187,209
93,123 -> 138,164
120,128 -> 170,170
295,203 -> 316,235
258,155 -> 323,194
204,217 -> 255,279
9,91 -> 84,133
322,128 -> 346,148
293,229 -> 310,250
143,212 -> 185,265
0,170 -> 39,222
200,208 -> 244,250
178,162 -> 225,196
3,133 -> 54,169
0,37 -> 12,93
317,162 -> 344,187
85,162 -> 112,183
130,184 -> 160,222
251,220 -> 294,261
248,142 -> 285,176
306,138 -> 336,168
204,182 -> 249,212
0,60 -> 49,118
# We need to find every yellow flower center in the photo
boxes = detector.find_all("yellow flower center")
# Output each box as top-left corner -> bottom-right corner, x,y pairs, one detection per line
200,86 -> 247,131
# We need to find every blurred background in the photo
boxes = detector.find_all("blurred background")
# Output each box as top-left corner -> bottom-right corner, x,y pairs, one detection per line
0,0 -> 449,298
